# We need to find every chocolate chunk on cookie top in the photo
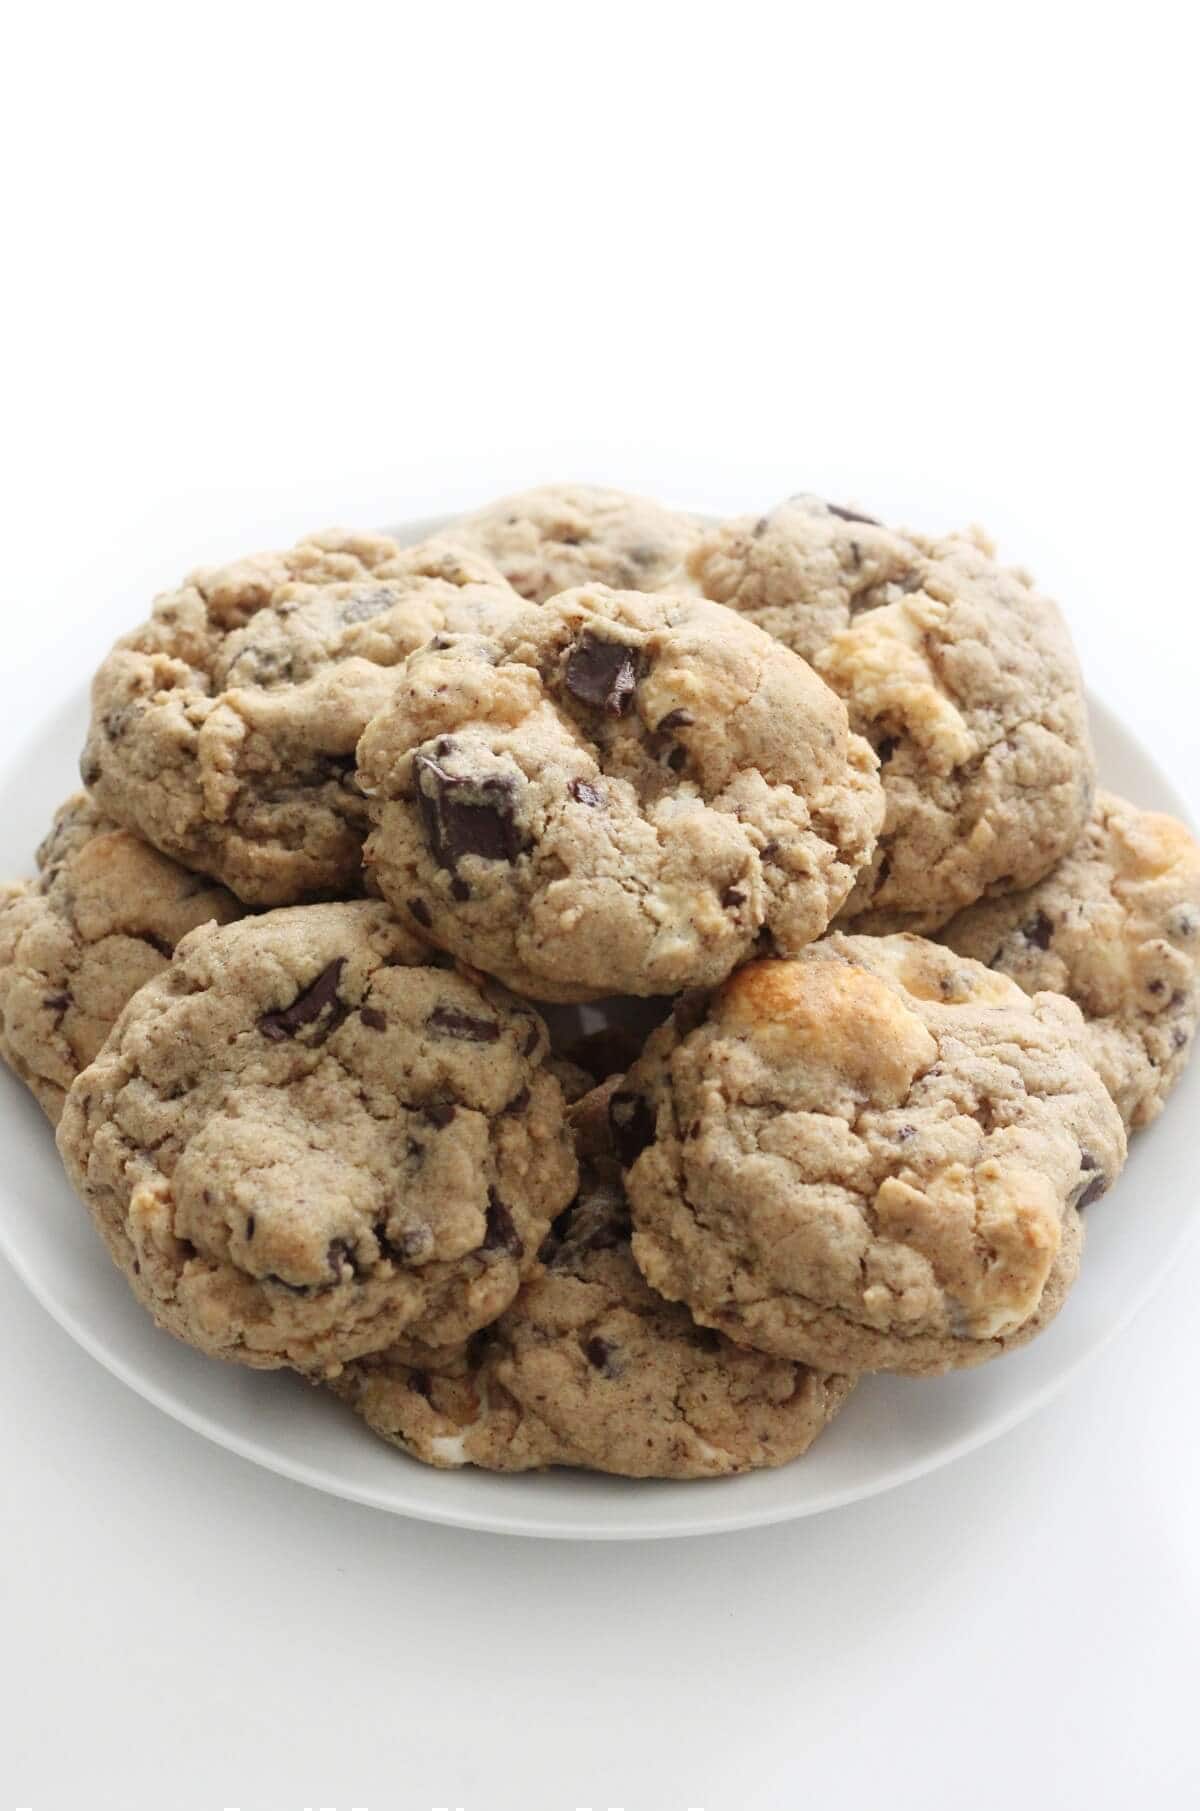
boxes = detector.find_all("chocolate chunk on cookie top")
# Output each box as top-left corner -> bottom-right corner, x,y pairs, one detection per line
81,532 -> 523,905
357,586 -> 885,1002
56,901 -> 577,1374
942,791 -> 1200,1130
688,496 -> 1096,931
333,1164 -> 853,1478
616,935 -> 1125,1376
447,482 -> 699,603
0,794 -> 243,1123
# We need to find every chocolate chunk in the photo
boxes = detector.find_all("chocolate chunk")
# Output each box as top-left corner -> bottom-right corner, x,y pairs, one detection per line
245,1215 -> 256,1239
258,958 -> 347,1043
721,886 -> 745,909
482,1190 -> 523,1258
672,989 -> 710,1036
876,736 -> 898,765
1024,911 -> 1054,951
327,1238 -> 359,1280
341,587 -> 396,625
360,1006 -> 388,1031
427,1006 -> 500,1042
42,993 -> 71,1016
826,501 -> 882,526
407,897 -> 432,928
568,778 -> 605,807
759,840 -> 781,866
564,633 -> 641,716
656,708 -> 694,733
414,753 -> 526,870
424,1102 -> 457,1128
609,1091 -> 655,1167
1079,1150 -> 1099,1170
450,876 -> 471,901
583,1334 -> 616,1373
1076,1173 -> 1108,1210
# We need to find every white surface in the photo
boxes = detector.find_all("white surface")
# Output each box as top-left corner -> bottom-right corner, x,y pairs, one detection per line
2,653 -> 1195,1542
2,2 -> 1198,1805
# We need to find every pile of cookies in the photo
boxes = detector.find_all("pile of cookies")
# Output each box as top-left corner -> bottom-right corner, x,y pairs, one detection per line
2,483 -> 1198,1481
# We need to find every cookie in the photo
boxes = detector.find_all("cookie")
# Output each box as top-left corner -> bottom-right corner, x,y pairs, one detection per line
941,791 -> 1200,1130
615,934 -> 1125,1375
333,1162 -> 853,1478
357,585 -> 884,1001
81,531 -> 523,905
0,795 -> 242,1123
56,901 -> 577,1374
449,482 -> 699,603
687,496 -> 1095,930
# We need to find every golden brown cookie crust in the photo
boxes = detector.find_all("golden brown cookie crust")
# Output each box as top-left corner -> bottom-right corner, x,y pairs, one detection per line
616,934 -> 1124,1375
56,901 -> 577,1374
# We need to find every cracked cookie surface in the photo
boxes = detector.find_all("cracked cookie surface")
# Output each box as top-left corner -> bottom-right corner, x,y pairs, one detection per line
942,791 -> 1200,1130
687,496 -> 1095,930
615,934 -> 1124,1375
56,901 -> 577,1374
448,482 -> 699,603
82,532 -> 523,904
334,1158 -> 853,1477
0,794 -> 242,1123
357,585 -> 884,1002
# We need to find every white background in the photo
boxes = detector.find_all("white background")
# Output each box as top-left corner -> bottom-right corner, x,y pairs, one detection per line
2,3 -> 1198,1807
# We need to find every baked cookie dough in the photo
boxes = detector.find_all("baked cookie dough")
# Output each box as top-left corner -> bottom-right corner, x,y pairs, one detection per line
357,585 -> 884,1001
81,531 -> 522,905
687,495 -> 1095,930
333,1163 -> 853,1478
56,901 -> 577,1374
614,934 -> 1125,1375
449,482 -> 699,603
0,794 -> 242,1123
942,791 -> 1200,1130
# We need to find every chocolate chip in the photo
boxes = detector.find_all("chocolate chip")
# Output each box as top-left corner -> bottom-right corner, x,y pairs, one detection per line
1148,979 -> 1165,996
360,1006 -> 387,1031
876,736 -> 898,765
656,708 -> 694,733
1169,906 -> 1198,939
450,876 -> 471,901
1024,911 -> 1054,951
414,753 -> 526,870
341,587 -> 396,625
896,1124 -> 916,1142
42,993 -> 71,1016
568,778 -> 605,807
721,886 -> 745,909
609,1091 -> 655,1167
424,1102 -> 457,1128
258,957 -> 348,1043
1079,1150 -> 1099,1170
428,1006 -> 500,1042
583,1335 -> 617,1373
1076,1174 -> 1108,1210
826,501 -> 881,526
672,989 -> 710,1036
482,1190 -> 523,1257
407,897 -> 432,928
245,1215 -> 256,1239
564,633 -> 641,716
327,1238 -> 358,1280
759,840 -> 781,866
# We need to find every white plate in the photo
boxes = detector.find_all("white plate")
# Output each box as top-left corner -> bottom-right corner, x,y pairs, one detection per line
1,530 -> 1197,1538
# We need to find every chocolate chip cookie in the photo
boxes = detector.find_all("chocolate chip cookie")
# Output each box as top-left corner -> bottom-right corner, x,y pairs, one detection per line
449,482 -> 699,603
82,532 -> 523,905
333,1163 -> 853,1477
56,901 -> 577,1374
0,795 -> 242,1123
615,934 -> 1125,1375
357,586 -> 885,1001
688,496 -> 1095,930
942,791 -> 1200,1130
